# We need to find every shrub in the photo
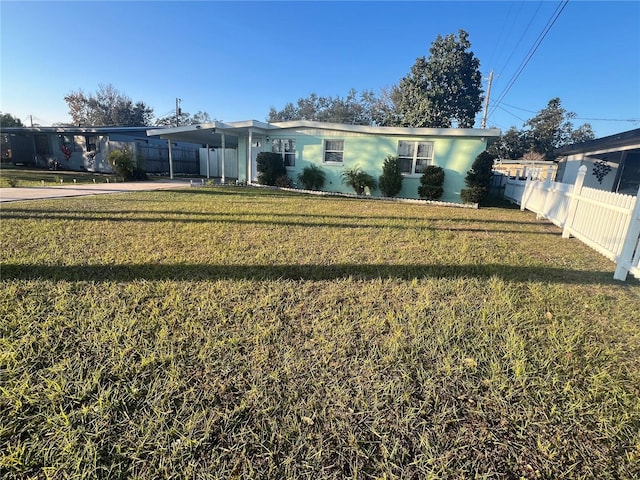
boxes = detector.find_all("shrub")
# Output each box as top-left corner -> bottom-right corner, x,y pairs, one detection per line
460,151 -> 496,205
341,166 -> 377,195
378,155 -> 403,197
274,175 -> 293,188
256,152 -> 286,186
107,147 -> 136,181
418,165 -> 445,200
298,164 -> 326,190
460,186 -> 487,204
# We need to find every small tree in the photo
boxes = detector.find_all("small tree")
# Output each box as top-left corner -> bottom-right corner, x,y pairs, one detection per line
107,147 -> 136,181
417,165 -> 445,200
256,152 -> 286,186
378,155 -> 403,197
460,151 -> 496,204
298,164 -> 326,190
341,166 -> 377,195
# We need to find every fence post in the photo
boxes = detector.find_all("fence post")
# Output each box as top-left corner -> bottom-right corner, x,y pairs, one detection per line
521,170 -> 534,211
614,185 -> 640,281
562,165 -> 587,238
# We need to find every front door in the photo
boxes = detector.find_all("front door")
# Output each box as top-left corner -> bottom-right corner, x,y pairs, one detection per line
250,138 -> 264,183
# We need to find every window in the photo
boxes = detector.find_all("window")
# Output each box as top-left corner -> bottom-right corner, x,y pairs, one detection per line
323,139 -> 344,164
86,135 -> 100,152
272,138 -> 296,167
397,141 -> 434,175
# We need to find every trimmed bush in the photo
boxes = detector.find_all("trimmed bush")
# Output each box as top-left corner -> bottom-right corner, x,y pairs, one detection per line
297,164 -> 326,190
341,167 -> 377,195
256,152 -> 286,186
274,175 -> 293,188
418,165 -> 445,200
107,148 -> 136,181
378,155 -> 403,197
460,151 -> 496,205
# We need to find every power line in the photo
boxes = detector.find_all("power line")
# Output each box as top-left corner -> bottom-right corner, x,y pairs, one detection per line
501,102 -> 640,122
488,0 -> 569,121
496,1 -> 544,78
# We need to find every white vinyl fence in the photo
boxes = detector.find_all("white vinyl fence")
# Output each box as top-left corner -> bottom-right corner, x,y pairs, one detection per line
504,165 -> 640,281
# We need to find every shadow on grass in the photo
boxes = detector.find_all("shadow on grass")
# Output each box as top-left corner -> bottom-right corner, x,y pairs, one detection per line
1,262 -> 616,285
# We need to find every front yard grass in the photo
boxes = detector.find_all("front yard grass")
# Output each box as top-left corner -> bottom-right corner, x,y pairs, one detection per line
1,187 -> 639,479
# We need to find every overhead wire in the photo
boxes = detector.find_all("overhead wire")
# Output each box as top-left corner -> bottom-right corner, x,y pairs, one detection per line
487,0 -> 569,121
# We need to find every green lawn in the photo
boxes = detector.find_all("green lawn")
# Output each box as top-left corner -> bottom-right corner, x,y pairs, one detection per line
0,166 -> 119,187
1,187 -> 639,479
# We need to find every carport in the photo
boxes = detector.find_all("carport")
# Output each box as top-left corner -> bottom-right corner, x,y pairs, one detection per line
146,120 -> 272,182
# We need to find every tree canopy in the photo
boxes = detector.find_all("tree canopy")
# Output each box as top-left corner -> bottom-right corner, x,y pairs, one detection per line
488,98 -> 595,160
393,30 -> 483,128
64,84 -> 154,126
154,110 -> 213,127
0,112 -> 24,127
268,89 -> 379,125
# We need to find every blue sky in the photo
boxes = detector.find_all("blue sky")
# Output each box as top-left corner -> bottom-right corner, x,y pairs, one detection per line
1,1 -> 638,138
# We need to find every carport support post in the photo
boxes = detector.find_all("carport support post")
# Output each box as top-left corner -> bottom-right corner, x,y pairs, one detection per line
167,139 -> 174,180
206,143 -> 210,179
221,133 -> 226,184
247,129 -> 253,183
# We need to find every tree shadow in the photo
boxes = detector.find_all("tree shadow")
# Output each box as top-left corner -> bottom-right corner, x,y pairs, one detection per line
0,262 -> 619,285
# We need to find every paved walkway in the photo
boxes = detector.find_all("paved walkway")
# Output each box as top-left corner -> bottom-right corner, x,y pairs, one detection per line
0,180 -> 193,203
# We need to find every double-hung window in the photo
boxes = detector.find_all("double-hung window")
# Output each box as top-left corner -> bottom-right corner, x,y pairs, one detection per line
323,139 -> 344,164
398,141 -> 434,175
272,138 -> 296,167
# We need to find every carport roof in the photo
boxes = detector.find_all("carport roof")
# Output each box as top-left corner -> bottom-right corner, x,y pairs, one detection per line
145,120 -> 273,147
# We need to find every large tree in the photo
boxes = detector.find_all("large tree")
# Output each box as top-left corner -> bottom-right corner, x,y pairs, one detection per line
64,84 -> 154,126
154,110 -> 213,127
394,29 -> 483,128
488,98 -> 595,160
268,89 -> 379,125
0,112 -> 24,127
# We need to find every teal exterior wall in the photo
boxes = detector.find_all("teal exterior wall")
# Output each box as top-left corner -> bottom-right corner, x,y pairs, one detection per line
264,129 -> 488,203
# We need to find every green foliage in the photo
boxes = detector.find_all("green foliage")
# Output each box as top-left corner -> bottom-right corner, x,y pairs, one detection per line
378,155 -> 403,197
107,147 -> 136,181
394,29 -> 483,128
418,165 -> 445,200
268,88 -> 379,125
274,174 -> 293,188
487,98 -> 595,160
64,83 -> 154,126
256,152 -> 286,186
0,112 -> 24,127
341,166 -> 377,195
297,164 -> 326,190
461,150 -> 496,204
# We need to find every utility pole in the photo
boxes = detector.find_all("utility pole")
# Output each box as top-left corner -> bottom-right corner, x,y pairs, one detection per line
175,98 -> 182,127
481,70 -> 494,129
30,115 -> 33,127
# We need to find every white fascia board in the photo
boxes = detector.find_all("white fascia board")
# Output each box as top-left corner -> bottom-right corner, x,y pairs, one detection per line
269,120 -> 500,137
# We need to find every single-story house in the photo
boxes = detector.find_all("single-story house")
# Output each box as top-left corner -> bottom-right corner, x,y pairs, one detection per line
1,126 -> 201,174
147,120 -> 500,203
555,128 -> 640,195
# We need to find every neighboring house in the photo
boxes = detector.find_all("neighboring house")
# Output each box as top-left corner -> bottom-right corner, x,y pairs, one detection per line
147,120 -> 500,203
555,128 -> 640,195
1,126 -> 201,174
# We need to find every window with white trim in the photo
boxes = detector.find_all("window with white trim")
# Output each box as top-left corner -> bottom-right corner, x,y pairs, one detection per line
272,138 -> 296,167
323,139 -> 344,164
397,140 -> 434,175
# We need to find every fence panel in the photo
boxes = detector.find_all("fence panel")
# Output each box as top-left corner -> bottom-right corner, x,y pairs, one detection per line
504,166 -> 640,281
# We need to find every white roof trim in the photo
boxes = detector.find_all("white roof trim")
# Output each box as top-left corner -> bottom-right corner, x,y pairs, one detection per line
146,119 -> 500,139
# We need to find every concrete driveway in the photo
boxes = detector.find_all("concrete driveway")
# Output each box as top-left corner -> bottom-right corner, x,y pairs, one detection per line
0,179 -> 194,203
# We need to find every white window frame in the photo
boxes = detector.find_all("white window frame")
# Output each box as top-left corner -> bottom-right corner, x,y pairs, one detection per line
397,140 -> 434,175
272,138 -> 296,167
323,139 -> 344,164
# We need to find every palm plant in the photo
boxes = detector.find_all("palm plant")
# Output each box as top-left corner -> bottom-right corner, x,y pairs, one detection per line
341,166 -> 377,195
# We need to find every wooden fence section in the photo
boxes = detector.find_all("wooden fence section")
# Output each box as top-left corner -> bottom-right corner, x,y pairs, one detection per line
504,165 -> 640,281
